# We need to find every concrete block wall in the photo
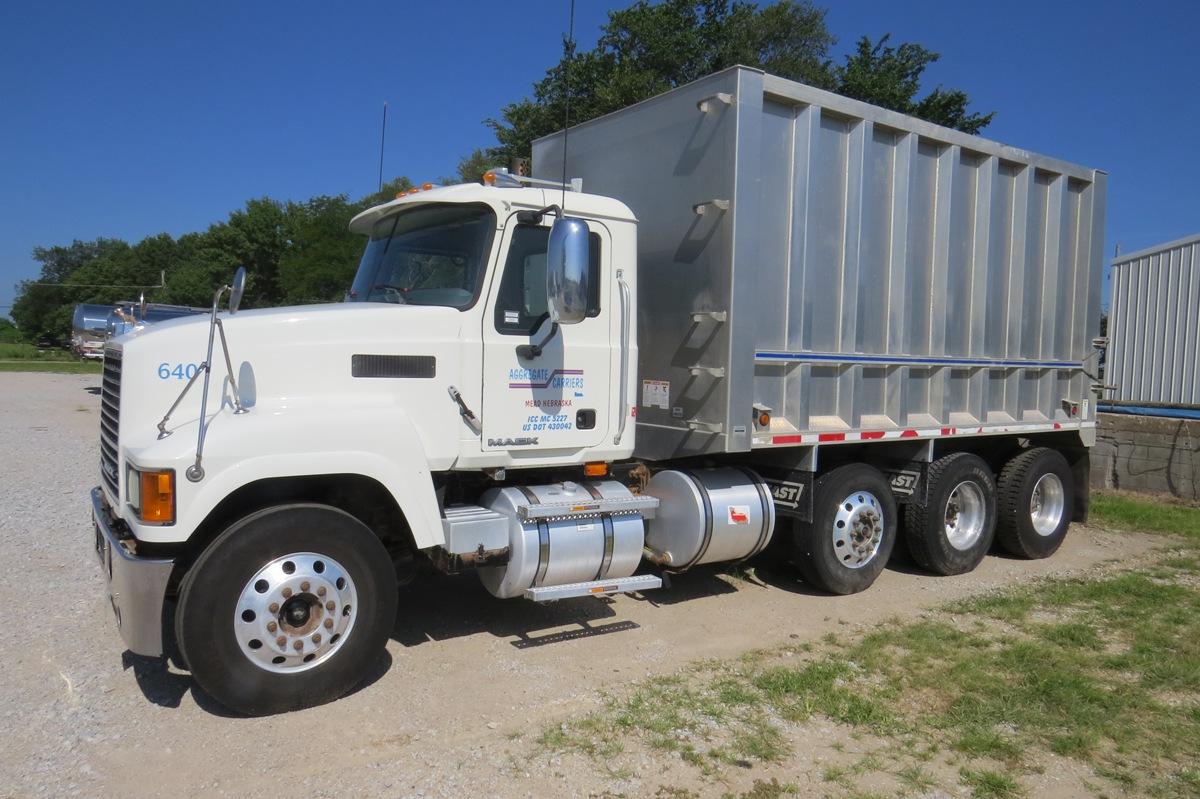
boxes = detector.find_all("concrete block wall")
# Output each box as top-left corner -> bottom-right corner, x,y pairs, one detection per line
1090,412 -> 1200,501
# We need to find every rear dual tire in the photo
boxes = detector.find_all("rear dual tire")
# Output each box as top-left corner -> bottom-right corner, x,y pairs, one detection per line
790,464 -> 897,595
905,453 -> 997,576
995,447 -> 1073,559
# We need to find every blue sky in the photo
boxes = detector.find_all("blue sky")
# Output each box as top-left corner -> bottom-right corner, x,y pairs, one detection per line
2,0 -> 1197,317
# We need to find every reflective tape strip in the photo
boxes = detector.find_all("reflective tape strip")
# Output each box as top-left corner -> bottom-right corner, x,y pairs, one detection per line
759,420 -> 1095,448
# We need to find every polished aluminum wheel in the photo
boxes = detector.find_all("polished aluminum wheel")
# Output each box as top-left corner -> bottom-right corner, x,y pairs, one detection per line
1030,473 -> 1065,536
944,480 -> 987,550
832,491 -> 885,569
234,552 -> 358,673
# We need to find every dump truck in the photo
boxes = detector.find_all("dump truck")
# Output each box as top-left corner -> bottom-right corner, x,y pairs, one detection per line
91,66 -> 1106,715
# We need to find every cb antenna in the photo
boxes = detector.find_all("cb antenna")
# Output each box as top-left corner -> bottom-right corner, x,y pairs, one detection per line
560,0 -> 575,211
378,101 -> 388,192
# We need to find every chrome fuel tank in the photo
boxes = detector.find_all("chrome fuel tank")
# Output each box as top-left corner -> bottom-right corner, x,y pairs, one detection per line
643,467 -> 775,570
477,481 -> 647,599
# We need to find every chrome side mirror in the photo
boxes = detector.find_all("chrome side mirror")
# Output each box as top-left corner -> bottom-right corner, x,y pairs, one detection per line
229,266 -> 247,314
546,217 -> 589,325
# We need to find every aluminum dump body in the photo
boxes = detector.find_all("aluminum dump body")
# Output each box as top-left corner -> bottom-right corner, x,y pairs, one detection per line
534,66 -> 1106,460
1106,234 -> 1200,409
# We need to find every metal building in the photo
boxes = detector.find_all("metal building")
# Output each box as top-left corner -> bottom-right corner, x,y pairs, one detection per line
1106,233 -> 1200,408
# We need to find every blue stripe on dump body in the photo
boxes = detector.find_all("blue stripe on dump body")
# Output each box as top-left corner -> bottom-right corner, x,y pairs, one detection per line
754,351 -> 1083,370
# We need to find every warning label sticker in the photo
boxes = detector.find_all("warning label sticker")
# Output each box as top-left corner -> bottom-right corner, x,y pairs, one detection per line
728,505 -> 750,525
641,379 -> 670,409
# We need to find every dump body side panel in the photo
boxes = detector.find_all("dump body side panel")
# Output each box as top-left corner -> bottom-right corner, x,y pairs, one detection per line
534,66 -> 1106,461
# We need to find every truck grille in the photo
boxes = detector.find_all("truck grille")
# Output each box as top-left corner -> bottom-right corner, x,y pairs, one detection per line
100,348 -> 122,498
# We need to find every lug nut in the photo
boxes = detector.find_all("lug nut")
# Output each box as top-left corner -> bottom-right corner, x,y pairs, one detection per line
300,581 -> 310,592
267,621 -> 278,633
311,634 -> 322,644
282,587 -> 293,599
324,618 -> 334,630
293,640 -> 304,651
276,636 -> 286,647
326,601 -> 335,611
268,602 -> 279,613
317,586 -> 326,597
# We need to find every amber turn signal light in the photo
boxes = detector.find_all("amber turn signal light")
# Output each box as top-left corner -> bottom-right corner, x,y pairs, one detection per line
584,462 -> 608,477
139,469 -> 176,524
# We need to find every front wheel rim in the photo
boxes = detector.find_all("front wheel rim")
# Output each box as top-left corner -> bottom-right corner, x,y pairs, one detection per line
234,552 -> 359,673
1030,473 -> 1065,536
944,480 -> 987,550
832,491 -> 885,569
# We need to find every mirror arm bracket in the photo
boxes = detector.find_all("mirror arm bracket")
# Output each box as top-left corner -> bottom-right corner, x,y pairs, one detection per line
516,204 -> 563,226
516,314 -> 559,360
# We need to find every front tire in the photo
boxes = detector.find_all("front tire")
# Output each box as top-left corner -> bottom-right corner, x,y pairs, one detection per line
995,447 -> 1074,559
176,504 -> 398,715
791,463 -> 897,595
905,453 -> 997,575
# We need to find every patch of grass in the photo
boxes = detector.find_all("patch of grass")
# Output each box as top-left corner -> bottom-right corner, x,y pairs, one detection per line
821,764 -> 849,784
0,359 -> 102,373
540,492 -> 1200,794
960,767 -> 1021,799
724,778 -> 798,799
731,715 -> 788,763
1091,491 -> 1200,542
753,659 -> 896,728
1035,620 -> 1102,650
896,764 -> 936,792
0,342 -> 76,360
952,725 -> 1023,762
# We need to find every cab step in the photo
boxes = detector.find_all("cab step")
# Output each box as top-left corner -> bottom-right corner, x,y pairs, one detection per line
523,574 -> 663,602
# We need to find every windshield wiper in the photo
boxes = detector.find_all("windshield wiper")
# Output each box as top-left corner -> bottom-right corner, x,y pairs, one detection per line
370,284 -> 410,304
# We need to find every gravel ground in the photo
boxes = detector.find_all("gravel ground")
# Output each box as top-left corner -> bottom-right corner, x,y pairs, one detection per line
0,372 -> 1161,798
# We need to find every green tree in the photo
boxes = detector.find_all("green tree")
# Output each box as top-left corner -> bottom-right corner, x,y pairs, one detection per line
0,317 -> 21,343
279,195 -> 366,304
449,149 -> 496,184
486,1 -> 994,164
488,0 -> 834,163
834,34 -> 994,134
11,238 -> 132,343
7,175 -> 427,341
360,176 -> 415,209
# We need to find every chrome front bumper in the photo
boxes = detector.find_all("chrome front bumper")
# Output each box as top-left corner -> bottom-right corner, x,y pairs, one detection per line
91,487 -> 174,656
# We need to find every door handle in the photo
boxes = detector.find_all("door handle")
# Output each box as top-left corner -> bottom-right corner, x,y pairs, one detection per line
447,385 -> 478,427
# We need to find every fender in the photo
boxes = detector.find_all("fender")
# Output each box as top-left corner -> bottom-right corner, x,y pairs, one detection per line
123,403 -> 445,548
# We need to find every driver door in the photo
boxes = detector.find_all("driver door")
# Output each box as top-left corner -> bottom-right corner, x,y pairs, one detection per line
480,217 -> 612,453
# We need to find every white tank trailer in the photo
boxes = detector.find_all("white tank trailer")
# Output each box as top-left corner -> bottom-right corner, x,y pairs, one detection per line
90,66 -> 1105,715
71,303 -> 112,359
106,302 -> 207,339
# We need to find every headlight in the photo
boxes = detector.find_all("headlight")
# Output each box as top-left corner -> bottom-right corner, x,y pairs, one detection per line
126,465 -> 176,524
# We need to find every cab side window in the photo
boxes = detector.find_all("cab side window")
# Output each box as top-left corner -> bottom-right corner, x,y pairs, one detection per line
494,225 -> 601,334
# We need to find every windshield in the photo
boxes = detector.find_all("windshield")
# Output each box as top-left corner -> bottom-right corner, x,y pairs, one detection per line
347,203 -> 496,308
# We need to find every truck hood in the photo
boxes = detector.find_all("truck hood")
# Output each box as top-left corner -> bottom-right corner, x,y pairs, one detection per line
112,302 -> 468,449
